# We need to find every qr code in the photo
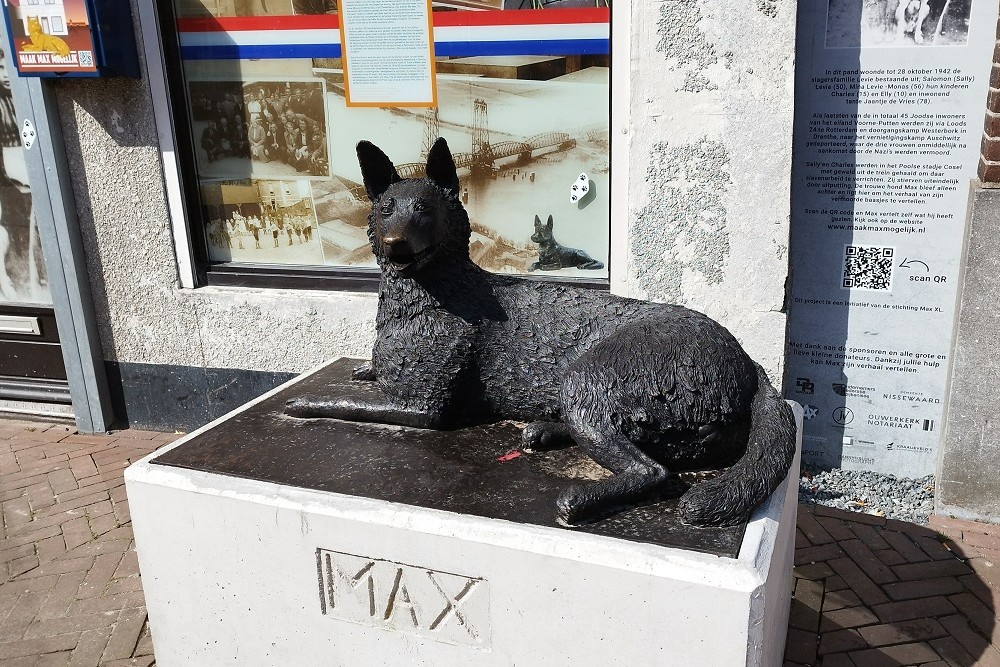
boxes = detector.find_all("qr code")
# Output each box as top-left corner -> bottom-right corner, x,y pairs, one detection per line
842,245 -> 894,290
78,51 -> 94,68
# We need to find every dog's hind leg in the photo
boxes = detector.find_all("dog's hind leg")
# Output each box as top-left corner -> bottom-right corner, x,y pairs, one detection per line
555,428 -> 671,526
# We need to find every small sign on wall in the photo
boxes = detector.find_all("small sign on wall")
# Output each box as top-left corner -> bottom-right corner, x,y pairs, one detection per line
1,0 -> 138,77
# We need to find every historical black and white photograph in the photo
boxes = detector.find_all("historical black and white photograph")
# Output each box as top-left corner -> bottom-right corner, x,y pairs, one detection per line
175,0 -> 335,18
309,57 -> 610,277
0,48 -> 48,306
200,178 -> 324,265
826,0 -> 973,48
189,79 -> 330,180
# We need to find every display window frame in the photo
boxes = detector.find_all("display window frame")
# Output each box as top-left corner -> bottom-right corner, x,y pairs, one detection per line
150,0 -> 618,293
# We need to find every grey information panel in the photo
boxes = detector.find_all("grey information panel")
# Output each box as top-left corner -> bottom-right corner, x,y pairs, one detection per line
787,0 -> 997,476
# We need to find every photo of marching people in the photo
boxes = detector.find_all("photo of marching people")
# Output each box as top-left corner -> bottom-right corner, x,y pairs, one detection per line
189,79 -> 330,180
200,179 -> 324,265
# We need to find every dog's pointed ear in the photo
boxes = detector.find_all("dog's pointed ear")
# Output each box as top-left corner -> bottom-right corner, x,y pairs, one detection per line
534,215 -> 541,225
545,215 -> 553,230
357,141 -> 400,201
426,137 -> 459,194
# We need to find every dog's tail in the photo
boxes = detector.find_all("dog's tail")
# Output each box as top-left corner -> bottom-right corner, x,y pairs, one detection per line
677,364 -> 797,527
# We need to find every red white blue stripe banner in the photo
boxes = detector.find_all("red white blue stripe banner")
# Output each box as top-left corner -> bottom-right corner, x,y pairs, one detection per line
176,8 -> 609,60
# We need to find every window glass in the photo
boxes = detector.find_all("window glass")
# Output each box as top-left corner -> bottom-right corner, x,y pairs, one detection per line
173,1 -> 610,279
0,48 -> 50,306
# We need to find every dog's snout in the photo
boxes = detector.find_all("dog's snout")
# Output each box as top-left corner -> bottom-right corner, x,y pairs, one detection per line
382,235 -> 414,259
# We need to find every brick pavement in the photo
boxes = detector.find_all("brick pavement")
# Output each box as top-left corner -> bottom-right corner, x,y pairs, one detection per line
3,417 -> 1000,666
786,504 -> 1000,666
0,418 -> 177,666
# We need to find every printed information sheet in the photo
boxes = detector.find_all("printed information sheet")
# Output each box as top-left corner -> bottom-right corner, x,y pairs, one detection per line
338,0 -> 437,107
787,0 -> 997,476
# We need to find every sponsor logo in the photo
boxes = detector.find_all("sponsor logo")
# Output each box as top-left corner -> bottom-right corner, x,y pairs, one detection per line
883,393 -> 941,404
833,407 -> 854,425
795,377 -> 815,394
833,383 -> 875,399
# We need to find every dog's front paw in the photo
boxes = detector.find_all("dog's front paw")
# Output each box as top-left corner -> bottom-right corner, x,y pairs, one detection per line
284,396 -> 317,418
521,421 -> 573,452
352,362 -> 376,381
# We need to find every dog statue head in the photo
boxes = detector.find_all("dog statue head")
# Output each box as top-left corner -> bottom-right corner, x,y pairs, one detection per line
530,215 -> 554,245
357,137 -> 470,277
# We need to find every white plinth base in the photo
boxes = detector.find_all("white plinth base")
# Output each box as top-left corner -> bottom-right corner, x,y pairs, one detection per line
127,395 -> 802,667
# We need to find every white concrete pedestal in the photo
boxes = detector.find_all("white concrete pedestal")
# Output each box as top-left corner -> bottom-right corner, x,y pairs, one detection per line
126,369 -> 802,667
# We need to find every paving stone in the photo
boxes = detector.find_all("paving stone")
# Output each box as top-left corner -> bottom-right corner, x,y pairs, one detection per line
872,596 -> 957,624
22,611 -> 120,640
958,573 -> 999,610
36,534 -> 66,563
857,618 -> 948,647
102,607 -> 147,661
790,578 -> 824,632
929,636 -> 977,667
45,469 -> 79,495
798,510 -> 837,545
77,551 -> 123,599
8,554 -> 38,578
849,642 -> 940,666
824,590 -> 864,612
0,633 -> 79,660
89,512 -> 120,538
939,614 -> 991,659
948,592 -> 1000,645
24,482 -> 56,512
2,497 -> 33,528
61,517 -> 92,552
825,575 -> 849,592
813,505 -> 886,527
840,538 -> 898,585
103,656 -> 155,667
34,651 -> 72,666
882,530 -> 933,563
877,549 -> 909,566
816,515 -> 858,542
794,562 -> 835,580
914,535 -> 956,561
850,523 -> 891,551
894,559 -> 974,582
819,628 -> 868,654
820,653 -> 856,666
796,543 -> 845,566
883,577 -> 966,602
820,605 -> 880,632
829,557 -> 890,606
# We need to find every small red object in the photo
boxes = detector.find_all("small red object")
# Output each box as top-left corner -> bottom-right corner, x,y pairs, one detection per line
496,450 -> 522,462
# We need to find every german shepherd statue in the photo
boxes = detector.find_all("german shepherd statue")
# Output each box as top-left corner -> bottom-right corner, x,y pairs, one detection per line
529,214 -> 604,271
286,138 -> 796,528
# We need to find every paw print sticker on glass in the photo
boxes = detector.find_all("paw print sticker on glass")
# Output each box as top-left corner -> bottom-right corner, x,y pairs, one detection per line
569,172 -> 589,204
21,119 -> 36,150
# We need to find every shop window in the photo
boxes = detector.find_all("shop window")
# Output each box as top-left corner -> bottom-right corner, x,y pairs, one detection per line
160,0 -> 611,289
